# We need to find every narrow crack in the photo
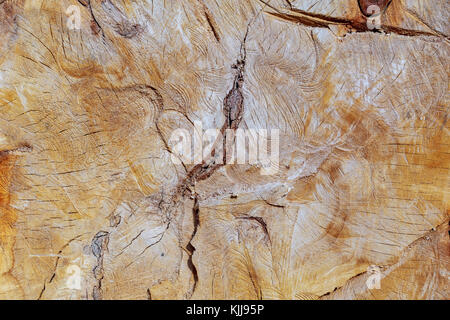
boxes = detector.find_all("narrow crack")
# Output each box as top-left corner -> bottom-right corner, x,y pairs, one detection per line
318,269 -> 368,299
147,25 -> 250,298
284,0 -> 292,9
0,143 -> 33,157
134,227 -> 168,259
404,8 -> 449,38
175,26 -> 248,194
169,27 -> 249,299
114,229 -> 145,257
78,0 -> 104,36
203,9 -> 220,42
36,283 -> 46,300
48,234 -> 84,284
36,234 -> 83,300
101,0 -> 143,38
151,84 -> 189,174
91,231 -> 109,300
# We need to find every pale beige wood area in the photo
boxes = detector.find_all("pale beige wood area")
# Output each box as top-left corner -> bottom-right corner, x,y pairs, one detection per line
0,0 -> 448,299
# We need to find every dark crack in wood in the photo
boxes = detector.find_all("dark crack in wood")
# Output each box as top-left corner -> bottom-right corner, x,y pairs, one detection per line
186,195 -> 200,298
91,231 -> 109,300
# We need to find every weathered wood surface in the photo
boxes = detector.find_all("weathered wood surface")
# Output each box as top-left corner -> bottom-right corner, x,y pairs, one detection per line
0,0 -> 448,299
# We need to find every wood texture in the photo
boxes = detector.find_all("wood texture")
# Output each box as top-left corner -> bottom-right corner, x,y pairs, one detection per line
0,0 -> 448,299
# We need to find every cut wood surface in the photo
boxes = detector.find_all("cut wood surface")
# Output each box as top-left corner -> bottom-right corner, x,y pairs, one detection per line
0,0 -> 448,299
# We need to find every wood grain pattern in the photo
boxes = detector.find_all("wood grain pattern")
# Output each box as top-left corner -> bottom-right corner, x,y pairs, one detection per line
0,0 -> 448,299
